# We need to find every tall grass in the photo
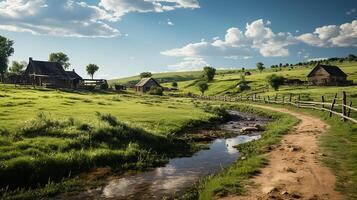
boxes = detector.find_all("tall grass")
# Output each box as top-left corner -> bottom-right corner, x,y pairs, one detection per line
0,112 -> 192,191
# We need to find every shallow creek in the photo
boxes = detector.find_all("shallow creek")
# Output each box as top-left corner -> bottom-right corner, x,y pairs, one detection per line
70,110 -> 271,199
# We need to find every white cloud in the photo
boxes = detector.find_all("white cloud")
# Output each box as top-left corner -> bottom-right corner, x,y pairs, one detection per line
346,8 -> 356,15
162,19 -> 297,62
0,0 -> 119,37
167,19 -> 174,26
167,57 -> 208,71
0,0 -> 199,37
297,20 -> 357,47
99,0 -> 199,18
308,57 -> 328,62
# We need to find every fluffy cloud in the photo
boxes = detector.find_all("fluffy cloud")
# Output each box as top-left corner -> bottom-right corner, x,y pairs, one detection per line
99,0 -> 199,18
0,0 -> 119,37
0,0 -> 199,37
297,20 -> 357,47
167,57 -> 208,71
162,19 -> 296,63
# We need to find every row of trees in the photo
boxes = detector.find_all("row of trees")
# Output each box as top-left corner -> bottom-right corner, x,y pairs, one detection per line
0,35 -> 101,82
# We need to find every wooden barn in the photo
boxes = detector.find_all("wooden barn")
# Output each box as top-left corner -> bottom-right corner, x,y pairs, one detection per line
134,77 -> 162,92
25,57 -> 83,88
307,64 -> 351,86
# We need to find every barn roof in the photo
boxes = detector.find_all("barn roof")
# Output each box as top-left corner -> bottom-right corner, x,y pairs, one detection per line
27,59 -> 68,77
307,64 -> 347,77
135,77 -> 161,87
65,70 -> 83,80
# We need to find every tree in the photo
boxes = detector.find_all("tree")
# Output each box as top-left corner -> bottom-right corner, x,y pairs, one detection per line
203,66 -> 216,81
140,72 -> 152,78
347,54 -> 357,62
8,61 -> 26,74
0,35 -> 14,82
86,64 -> 99,79
197,81 -> 208,95
49,52 -> 70,69
256,62 -> 265,73
266,74 -> 285,91
172,81 -> 178,88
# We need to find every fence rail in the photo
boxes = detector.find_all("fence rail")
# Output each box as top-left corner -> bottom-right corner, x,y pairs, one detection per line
190,91 -> 357,124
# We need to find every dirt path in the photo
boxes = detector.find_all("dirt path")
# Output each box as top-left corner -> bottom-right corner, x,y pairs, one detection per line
221,105 -> 343,200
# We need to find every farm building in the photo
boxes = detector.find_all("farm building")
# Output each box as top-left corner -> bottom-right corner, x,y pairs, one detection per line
24,57 -> 83,88
134,77 -> 162,92
307,64 -> 352,86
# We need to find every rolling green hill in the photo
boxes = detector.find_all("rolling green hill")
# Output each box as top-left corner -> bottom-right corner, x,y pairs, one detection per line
113,61 -> 357,104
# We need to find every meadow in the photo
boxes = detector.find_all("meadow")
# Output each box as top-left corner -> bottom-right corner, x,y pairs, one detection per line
0,85 -> 227,198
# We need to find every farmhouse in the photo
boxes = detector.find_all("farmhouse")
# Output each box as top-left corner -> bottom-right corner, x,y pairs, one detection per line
307,64 -> 351,86
134,77 -> 162,92
24,57 -> 83,88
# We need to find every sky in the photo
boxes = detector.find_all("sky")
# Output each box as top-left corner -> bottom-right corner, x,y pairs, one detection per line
0,0 -> 356,79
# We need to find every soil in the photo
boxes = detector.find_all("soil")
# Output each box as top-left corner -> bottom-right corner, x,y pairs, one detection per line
221,105 -> 343,200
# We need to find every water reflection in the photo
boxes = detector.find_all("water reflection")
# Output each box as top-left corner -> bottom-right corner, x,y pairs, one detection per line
76,111 -> 270,199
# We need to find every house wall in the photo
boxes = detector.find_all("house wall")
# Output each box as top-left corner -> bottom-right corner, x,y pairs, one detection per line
136,79 -> 161,92
308,67 -> 347,86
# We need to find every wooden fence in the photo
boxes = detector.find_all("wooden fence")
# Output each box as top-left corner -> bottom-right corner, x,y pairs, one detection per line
190,92 -> 357,124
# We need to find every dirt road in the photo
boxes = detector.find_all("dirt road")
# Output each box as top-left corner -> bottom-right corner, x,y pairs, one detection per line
221,105 -> 343,200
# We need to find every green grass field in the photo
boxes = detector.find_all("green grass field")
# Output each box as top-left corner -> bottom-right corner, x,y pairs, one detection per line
0,85 -> 225,198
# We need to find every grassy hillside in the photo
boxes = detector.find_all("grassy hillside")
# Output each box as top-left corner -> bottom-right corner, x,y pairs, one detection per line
162,61 -> 357,105
109,70 -> 204,86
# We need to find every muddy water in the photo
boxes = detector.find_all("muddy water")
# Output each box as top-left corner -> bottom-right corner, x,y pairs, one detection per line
74,111 -> 270,199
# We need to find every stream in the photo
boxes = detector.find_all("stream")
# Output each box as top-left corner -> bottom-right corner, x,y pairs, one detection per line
67,111 -> 271,199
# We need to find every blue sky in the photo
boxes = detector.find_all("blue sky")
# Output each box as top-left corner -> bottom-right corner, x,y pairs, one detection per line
0,0 -> 356,79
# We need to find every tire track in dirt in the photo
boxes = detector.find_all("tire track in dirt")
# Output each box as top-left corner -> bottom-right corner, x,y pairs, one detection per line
221,105 -> 343,200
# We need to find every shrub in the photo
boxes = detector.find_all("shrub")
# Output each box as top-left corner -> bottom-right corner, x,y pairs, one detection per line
197,81 -> 208,95
266,74 -> 285,91
148,86 -> 163,96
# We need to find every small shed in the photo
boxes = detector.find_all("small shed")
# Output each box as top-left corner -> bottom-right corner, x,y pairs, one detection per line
65,69 -> 83,88
307,64 -> 351,86
134,77 -> 162,92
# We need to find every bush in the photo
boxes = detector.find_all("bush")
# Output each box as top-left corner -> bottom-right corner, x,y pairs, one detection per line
148,86 -> 163,96
197,81 -> 208,95
266,74 -> 285,91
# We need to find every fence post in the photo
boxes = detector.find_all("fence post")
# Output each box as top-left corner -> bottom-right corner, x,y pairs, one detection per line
297,94 -> 301,108
321,96 -> 325,109
342,91 -> 347,122
330,93 -> 337,117
289,93 -> 292,103
347,101 -> 352,117
282,95 -> 285,104
274,94 -> 277,103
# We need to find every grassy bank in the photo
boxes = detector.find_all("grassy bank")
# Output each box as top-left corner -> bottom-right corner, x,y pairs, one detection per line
180,104 -> 299,200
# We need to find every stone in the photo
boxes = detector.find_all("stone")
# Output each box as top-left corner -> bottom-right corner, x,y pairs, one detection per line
240,127 -> 259,132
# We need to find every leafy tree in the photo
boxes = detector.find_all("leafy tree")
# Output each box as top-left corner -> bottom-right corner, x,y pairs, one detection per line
140,72 -> 152,78
197,81 -> 208,95
49,52 -> 70,69
172,81 -> 178,88
256,62 -> 265,73
0,35 -> 14,82
266,74 -> 285,91
347,54 -> 357,62
8,61 -> 26,75
86,64 -> 99,79
203,66 -> 216,81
